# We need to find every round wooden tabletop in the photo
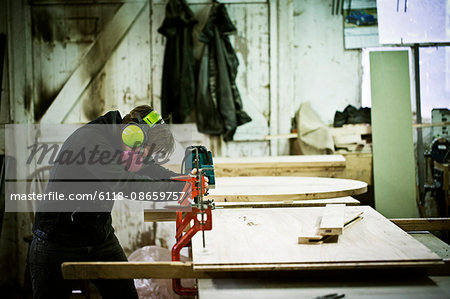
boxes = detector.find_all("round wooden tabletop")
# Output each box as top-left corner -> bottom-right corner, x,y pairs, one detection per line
207,176 -> 368,202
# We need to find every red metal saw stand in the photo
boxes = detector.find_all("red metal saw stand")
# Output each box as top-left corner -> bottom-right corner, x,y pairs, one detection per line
171,174 -> 213,296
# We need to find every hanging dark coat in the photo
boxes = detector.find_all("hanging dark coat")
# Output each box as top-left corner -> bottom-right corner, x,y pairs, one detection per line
158,0 -> 197,123
195,3 -> 252,141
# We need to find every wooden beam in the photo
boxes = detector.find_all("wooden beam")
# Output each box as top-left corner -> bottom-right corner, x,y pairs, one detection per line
7,0 -> 33,123
390,218 -> 450,231
319,204 -> 345,235
264,133 -> 297,140
62,261 -> 210,280
144,210 -> 176,222
412,122 -> 450,128
40,2 -> 146,123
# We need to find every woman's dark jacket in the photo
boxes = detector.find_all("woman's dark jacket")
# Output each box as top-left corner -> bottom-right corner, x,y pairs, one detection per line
33,111 -> 182,246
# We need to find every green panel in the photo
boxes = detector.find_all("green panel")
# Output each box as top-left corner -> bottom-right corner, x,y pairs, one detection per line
370,50 -> 418,218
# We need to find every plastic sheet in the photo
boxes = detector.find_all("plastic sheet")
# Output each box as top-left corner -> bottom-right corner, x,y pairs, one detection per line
128,245 -> 195,299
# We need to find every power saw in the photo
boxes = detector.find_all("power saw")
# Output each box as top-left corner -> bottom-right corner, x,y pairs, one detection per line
170,146 -> 216,296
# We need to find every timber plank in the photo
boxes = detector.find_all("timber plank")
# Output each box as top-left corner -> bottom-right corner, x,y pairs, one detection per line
319,204 -> 345,235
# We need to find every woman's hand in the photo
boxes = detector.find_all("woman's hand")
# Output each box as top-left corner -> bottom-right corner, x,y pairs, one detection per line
190,168 -> 209,190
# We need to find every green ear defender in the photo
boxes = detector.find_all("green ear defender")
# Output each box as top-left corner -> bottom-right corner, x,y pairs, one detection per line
121,110 -> 164,148
122,125 -> 145,147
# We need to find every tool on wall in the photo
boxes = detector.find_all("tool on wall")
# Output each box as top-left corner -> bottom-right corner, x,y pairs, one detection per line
170,146 -> 216,296
332,0 -> 348,15
396,0 -> 408,13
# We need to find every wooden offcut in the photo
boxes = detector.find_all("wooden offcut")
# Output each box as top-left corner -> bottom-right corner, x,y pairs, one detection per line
298,211 -> 364,244
319,204 -> 346,235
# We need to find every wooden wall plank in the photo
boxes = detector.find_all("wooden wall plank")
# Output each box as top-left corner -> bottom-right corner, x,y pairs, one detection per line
40,2 -> 146,123
7,0 -> 33,123
268,0 -> 278,155
225,3 -> 269,141
276,0 -> 294,154
151,1 -> 271,157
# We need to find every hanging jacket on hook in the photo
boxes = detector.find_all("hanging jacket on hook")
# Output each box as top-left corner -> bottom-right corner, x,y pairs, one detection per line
195,3 -> 252,141
158,0 -> 197,123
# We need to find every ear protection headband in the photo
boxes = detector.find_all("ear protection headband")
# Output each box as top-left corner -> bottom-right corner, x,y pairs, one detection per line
121,110 -> 164,148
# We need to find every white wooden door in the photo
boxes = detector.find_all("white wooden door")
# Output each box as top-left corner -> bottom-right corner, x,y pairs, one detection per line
151,0 -> 276,157
30,0 -> 151,124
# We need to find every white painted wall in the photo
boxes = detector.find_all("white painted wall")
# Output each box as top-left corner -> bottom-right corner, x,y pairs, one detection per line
292,0 -> 362,125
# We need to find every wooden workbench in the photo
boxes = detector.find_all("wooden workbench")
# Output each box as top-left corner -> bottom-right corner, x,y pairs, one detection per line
197,275 -> 450,298
196,233 -> 450,298
191,206 -> 449,297
61,210 -> 450,299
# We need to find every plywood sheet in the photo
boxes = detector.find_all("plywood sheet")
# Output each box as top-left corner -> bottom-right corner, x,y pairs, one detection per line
206,176 -> 367,202
192,206 -> 441,271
